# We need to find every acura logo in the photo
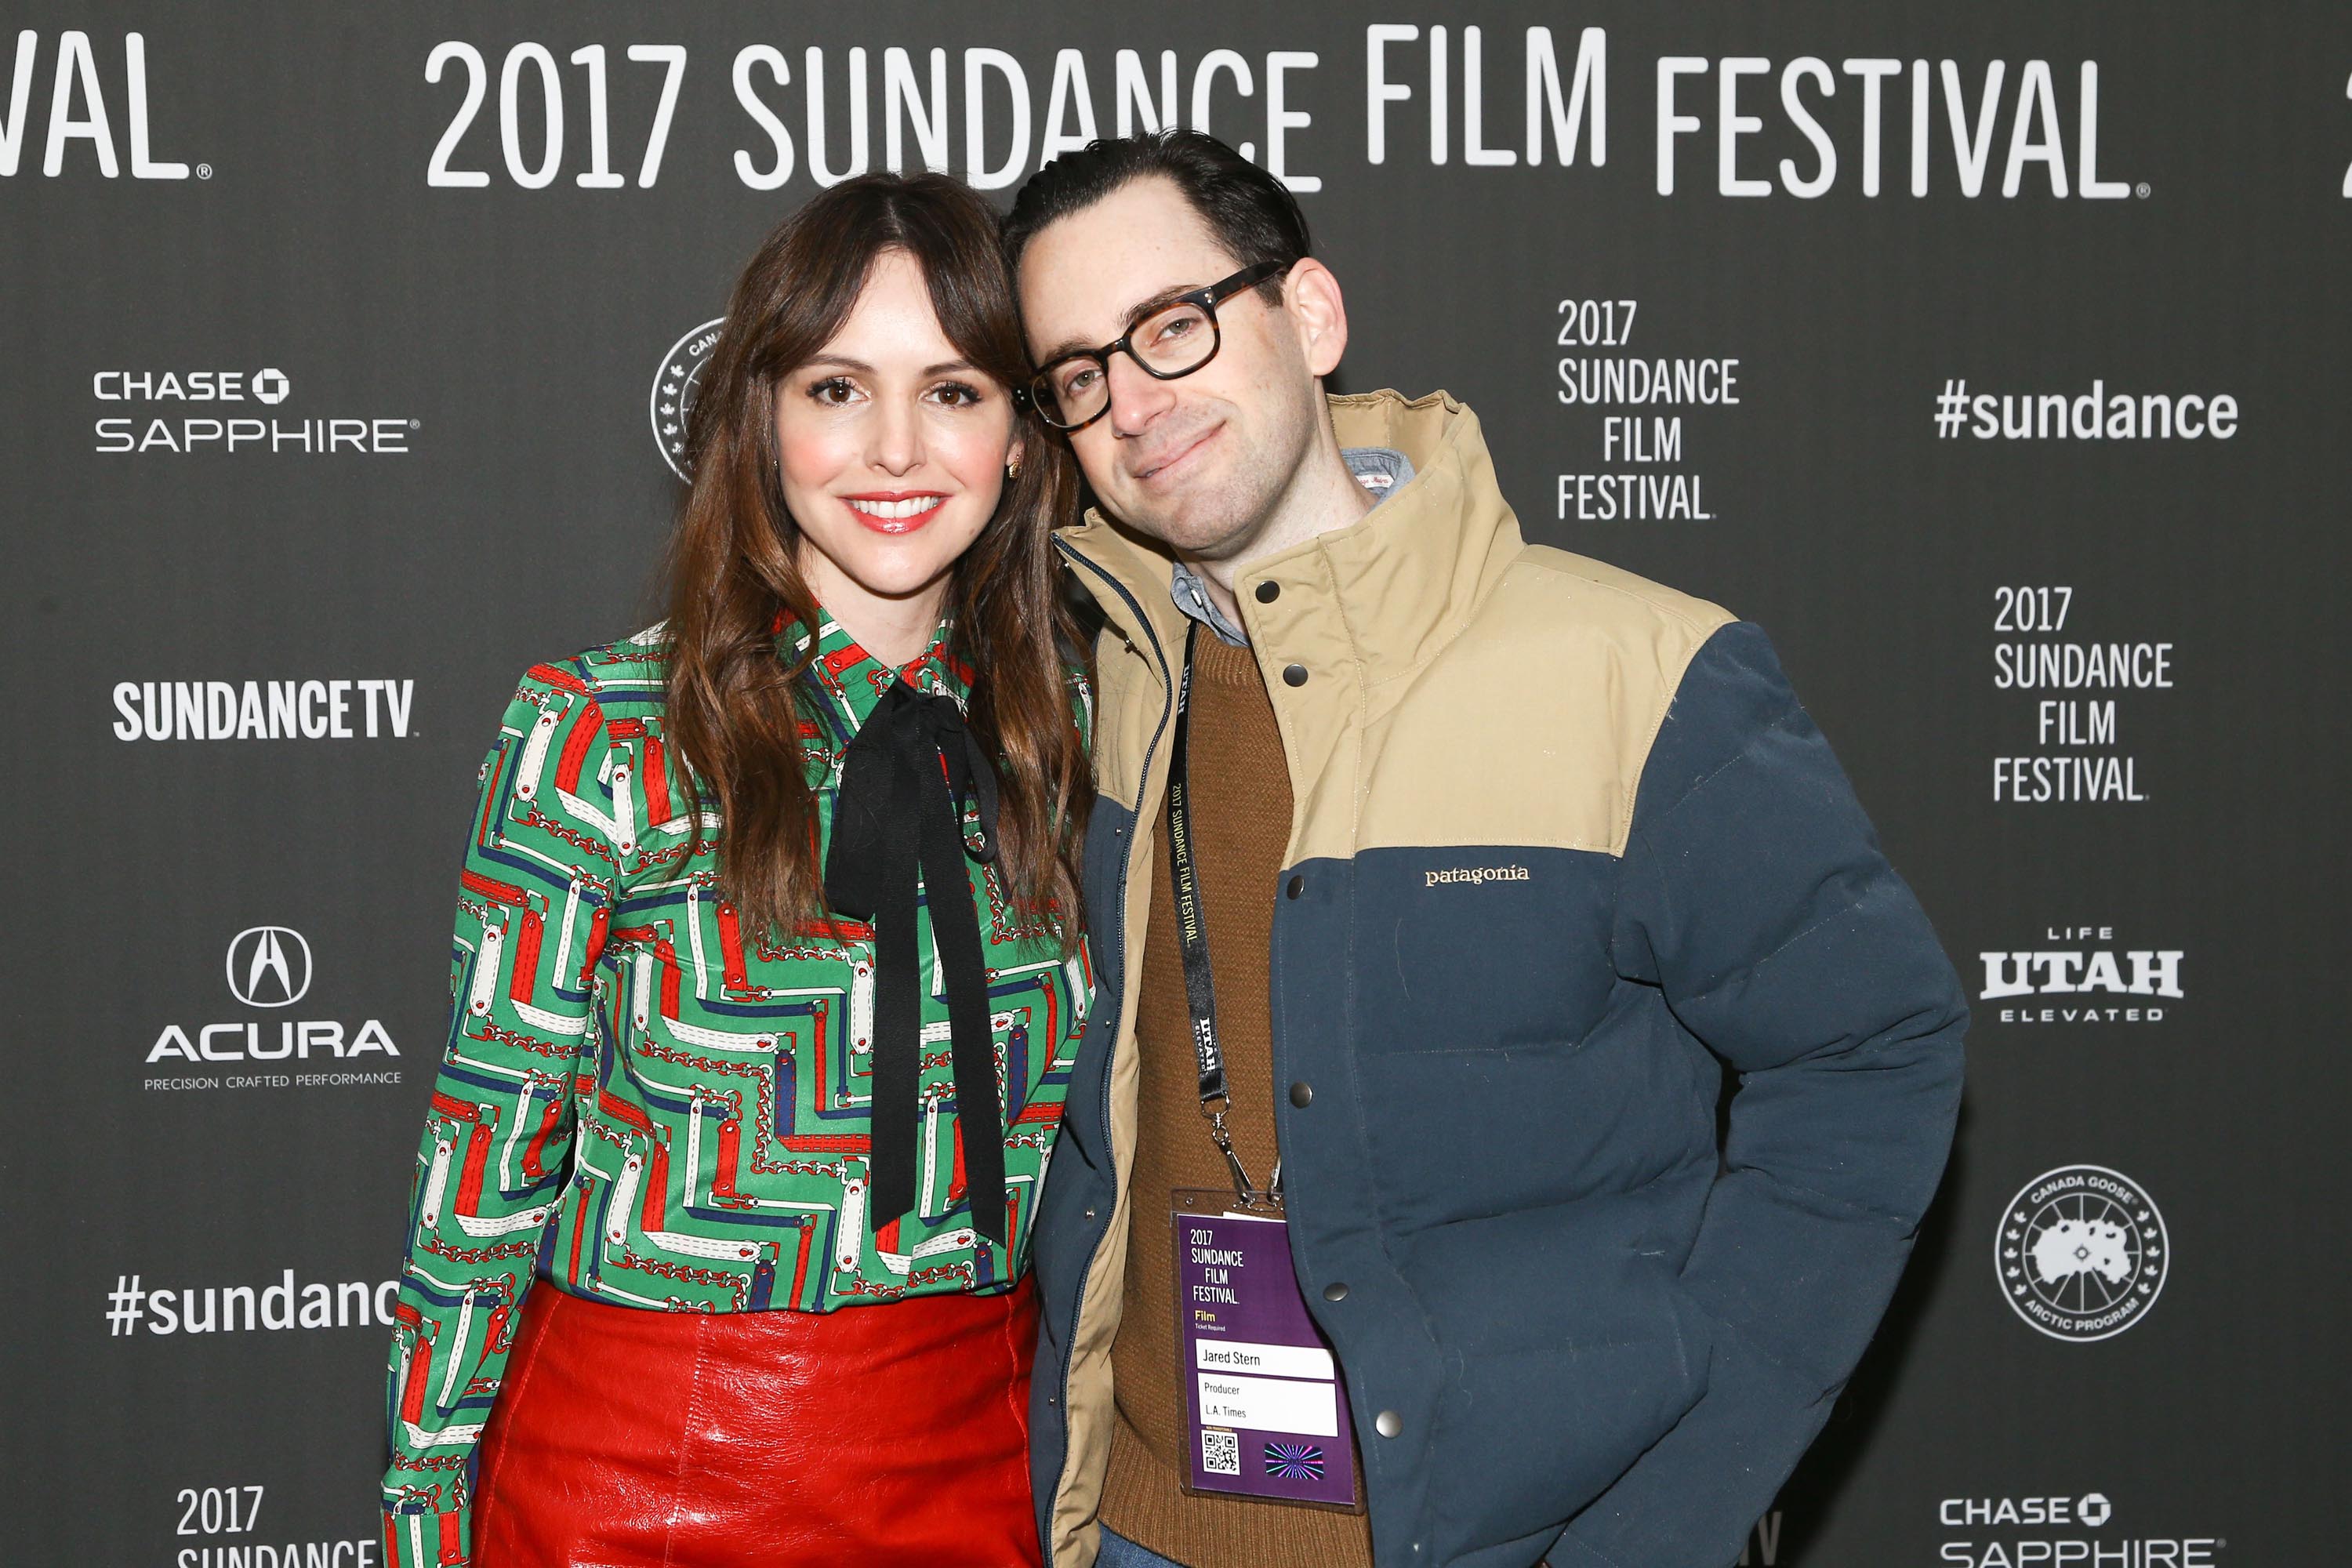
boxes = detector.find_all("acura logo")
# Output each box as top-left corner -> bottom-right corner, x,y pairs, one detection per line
227,927 -> 312,1008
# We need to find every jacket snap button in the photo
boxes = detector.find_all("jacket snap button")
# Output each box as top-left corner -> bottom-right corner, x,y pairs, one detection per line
1289,1080 -> 1312,1108
1286,875 -> 1304,898
1375,1410 -> 1402,1438
1254,580 -> 1280,603
1322,1281 -> 1348,1301
1282,663 -> 1308,686
1083,1209 -> 1096,1221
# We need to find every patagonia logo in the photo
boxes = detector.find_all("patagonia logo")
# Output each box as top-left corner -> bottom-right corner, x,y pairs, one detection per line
1425,865 -> 1531,887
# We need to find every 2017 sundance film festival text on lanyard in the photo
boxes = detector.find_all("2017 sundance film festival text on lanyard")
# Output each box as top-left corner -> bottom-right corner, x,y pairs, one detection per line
1164,623 -> 1362,1512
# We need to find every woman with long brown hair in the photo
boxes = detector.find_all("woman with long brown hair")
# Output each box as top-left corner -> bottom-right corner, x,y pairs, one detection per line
379,172 -> 1091,1567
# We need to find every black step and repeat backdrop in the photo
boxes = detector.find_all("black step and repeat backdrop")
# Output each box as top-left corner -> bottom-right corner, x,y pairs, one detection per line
5,2 -> 2345,1563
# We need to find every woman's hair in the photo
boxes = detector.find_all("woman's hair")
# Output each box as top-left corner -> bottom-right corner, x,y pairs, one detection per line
661,171 -> 1091,946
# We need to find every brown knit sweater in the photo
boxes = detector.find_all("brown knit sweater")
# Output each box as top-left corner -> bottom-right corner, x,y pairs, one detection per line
1098,632 -> 1375,1568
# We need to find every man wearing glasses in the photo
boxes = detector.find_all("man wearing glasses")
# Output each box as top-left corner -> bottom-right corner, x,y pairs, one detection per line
1005,131 -> 1966,1568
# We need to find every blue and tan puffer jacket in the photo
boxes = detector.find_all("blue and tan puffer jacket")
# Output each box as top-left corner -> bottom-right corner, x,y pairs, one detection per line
1031,388 -> 1966,1568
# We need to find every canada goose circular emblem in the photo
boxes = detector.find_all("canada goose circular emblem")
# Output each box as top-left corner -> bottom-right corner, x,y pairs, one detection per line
651,318 -> 724,480
1997,1165 -> 2167,1341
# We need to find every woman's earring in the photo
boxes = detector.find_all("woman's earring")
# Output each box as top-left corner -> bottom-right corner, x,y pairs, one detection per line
1006,458 -> 1022,480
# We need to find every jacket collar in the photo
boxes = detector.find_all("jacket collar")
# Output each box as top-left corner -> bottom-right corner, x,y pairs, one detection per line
1055,389 -> 1523,687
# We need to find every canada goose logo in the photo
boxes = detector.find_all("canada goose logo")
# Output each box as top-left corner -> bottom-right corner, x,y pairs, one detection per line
652,318 -> 724,480
1997,1165 -> 2168,1342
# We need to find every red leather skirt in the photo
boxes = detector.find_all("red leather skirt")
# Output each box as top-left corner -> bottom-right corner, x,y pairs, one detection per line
470,1279 -> 1042,1567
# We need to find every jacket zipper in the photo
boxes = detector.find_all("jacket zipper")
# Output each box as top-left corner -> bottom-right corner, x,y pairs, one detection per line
1049,537 -> 1176,1559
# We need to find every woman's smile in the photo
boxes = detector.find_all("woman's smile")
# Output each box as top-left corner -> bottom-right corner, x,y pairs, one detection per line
839,490 -> 949,531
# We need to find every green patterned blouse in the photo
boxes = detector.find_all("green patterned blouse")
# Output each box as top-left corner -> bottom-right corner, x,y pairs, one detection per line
381,615 -> 1091,1562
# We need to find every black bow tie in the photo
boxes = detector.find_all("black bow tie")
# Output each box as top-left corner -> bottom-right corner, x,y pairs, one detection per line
823,680 -> 1008,1249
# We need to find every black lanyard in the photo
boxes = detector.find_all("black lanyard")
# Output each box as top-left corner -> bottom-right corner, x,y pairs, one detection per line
1166,622 -> 1280,1209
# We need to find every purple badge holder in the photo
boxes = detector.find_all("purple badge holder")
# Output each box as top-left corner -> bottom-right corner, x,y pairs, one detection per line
1170,1189 -> 1365,1511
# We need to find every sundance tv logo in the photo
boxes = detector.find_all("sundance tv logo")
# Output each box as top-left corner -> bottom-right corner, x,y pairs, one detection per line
144,927 -> 401,1087
1996,1165 -> 2169,1343
652,318 -> 724,478
113,677 -> 416,741
93,365 -> 420,455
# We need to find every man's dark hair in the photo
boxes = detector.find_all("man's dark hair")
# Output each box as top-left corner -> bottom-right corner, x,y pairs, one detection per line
1003,129 -> 1312,303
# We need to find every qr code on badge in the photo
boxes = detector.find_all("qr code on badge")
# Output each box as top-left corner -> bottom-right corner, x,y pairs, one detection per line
1200,1427 -> 1241,1475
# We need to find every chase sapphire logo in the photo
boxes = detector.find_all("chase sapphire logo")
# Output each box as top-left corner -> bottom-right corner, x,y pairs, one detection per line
1264,1440 -> 1325,1481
